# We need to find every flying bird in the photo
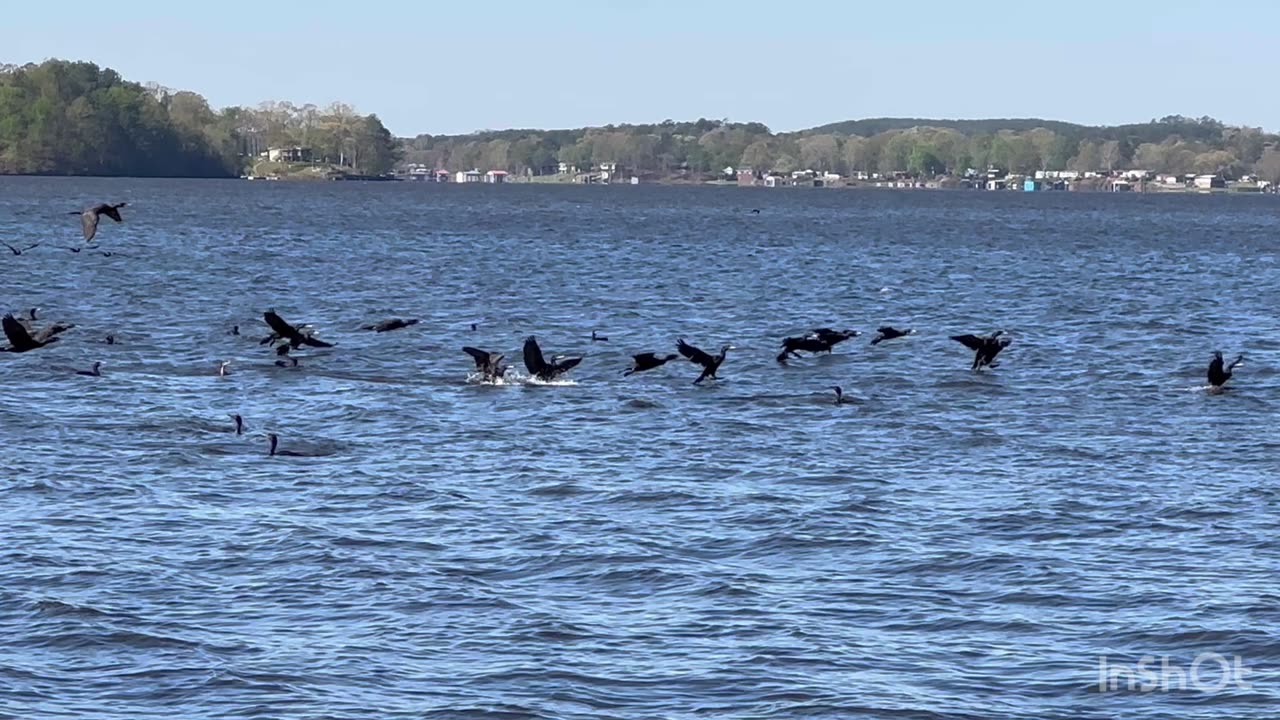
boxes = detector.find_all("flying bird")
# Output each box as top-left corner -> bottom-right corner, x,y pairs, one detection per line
777,335 -> 834,362
810,328 -> 860,350
72,202 -> 127,242
676,338 -> 733,384
263,310 -> 334,349
462,346 -> 507,382
870,326 -> 915,345
1,313 -> 60,352
1207,351 -> 1244,388
623,352 -> 678,376
951,330 -> 1012,370
2,241 -> 39,255
522,336 -> 583,381
362,318 -> 421,332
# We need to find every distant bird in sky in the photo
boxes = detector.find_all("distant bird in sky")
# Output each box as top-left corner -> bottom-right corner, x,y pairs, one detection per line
951,330 -> 1012,370
2,241 -> 38,255
677,338 -> 733,384
72,202 -> 127,242
623,352 -> 678,376
462,346 -> 506,382
75,361 -> 103,377
522,336 -> 583,381
870,326 -> 915,345
362,318 -> 420,332
1207,351 -> 1244,388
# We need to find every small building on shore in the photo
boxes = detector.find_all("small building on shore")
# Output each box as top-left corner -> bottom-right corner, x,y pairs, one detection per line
266,146 -> 312,163
484,170 -> 508,184
1194,174 -> 1226,189
456,169 -> 483,183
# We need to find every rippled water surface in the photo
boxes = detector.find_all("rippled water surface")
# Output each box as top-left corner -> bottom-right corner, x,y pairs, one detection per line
2,177 -> 1280,719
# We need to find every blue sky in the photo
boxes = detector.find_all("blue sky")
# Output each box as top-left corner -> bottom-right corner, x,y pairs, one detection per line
7,0 -> 1275,136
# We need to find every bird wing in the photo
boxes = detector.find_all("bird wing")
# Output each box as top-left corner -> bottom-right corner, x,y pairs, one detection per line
299,335 -> 334,348
677,338 -> 714,366
1,242 -> 16,253
553,356 -> 583,373
33,322 -> 74,343
263,310 -> 302,341
102,204 -> 125,223
633,352 -> 658,363
950,334 -> 985,351
1207,356 -> 1225,384
2,314 -> 37,349
523,336 -> 548,375
462,346 -> 493,368
80,210 -> 99,241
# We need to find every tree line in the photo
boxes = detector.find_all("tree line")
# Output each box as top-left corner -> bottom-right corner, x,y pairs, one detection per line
404,115 -> 1280,184
0,59 -> 400,177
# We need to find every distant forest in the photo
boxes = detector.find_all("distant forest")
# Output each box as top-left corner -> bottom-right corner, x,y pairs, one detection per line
405,116 -> 1280,183
0,59 -> 399,177
3,58 -> 1279,183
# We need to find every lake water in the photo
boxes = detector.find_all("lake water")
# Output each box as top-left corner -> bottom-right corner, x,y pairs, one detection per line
1,177 -> 1278,719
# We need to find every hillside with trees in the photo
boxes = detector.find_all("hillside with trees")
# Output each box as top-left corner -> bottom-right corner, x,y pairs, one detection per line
403,115 -> 1280,185
0,59 -> 399,177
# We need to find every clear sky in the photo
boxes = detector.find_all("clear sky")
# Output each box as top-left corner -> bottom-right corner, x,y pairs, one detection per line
7,0 -> 1276,137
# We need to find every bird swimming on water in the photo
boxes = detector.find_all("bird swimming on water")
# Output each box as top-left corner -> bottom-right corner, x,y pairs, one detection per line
523,336 -> 583,381
2,241 -> 38,255
462,346 -> 507,382
103,334 -> 116,345
362,318 -> 421,332
623,352 -> 678,376
1207,351 -> 1244,388
75,361 -> 103,377
217,360 -> 232,377
72,202 -> 127,242
870,326 -> 915,345
591,331 -> 608,342
1,313 -> 59,353
263,310 -> 334,349
265,432 -> 306,457
677,338 -> 733,384
951,330 -> 1012,370
228,325 -> 240,336
231,413 -> 244,435
832,385 -> 852,405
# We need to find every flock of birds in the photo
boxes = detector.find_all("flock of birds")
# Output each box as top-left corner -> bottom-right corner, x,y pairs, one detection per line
3,200 -> 1250,455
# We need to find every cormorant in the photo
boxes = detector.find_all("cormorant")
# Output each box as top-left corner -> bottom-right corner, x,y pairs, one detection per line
462,346 -> 507,382
266,432 -> 306,457
951,330 -> 1012,370
750,208 -> 761,214
263,310 -> 334,348
1,314 -> 59,352
72,202 -> 127,242
590,331 -> 609,342
810,328 -> 860,350
832,385 -> 852,405
218,360 -> 232,377
231,413 -> 244,435
75,362 -> 102,377
228,325 -> 240,336
66,245 -> 99,253
522,336 -> 583,381
870,326 -> 914,345
362,318 -> 421,332
777,335 -> 834,362
470,323 -> 477,331
677,338 -> 733,384
2,241 -> 38,255
1208,351 -> 1244,388
624,352 -> 678,376
103,334 -> 116,345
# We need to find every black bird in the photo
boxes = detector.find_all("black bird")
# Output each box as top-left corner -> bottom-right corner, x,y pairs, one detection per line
217,360 -> 232,377
522,336 -> 583,381
810,328 -> 860,350
72,202 -> 127,242
231,413 -> 244,435
777,335 -> 833,362
1207,351 -> 1244,388
263,310 -> 334,349
265,432 -> 306,457
470,323 -> 477,331
677,338 -> 733,384
275,356 -> 300,368
623,352 -> 678,376
66,245 -> 99,253
103,334 -> 116,345
832,385 -> 852,405
462,346 -> 507,382
870,326 -> 914,345
228,325 -> 240,336
273,342 -> 292,357
2,241 -> 38,255
1,314 -> 59,352
75,362 -> 103,377
591,330 -> 608,342
750,208 -> 761,214
362,318 -> 421,332
951,330 -> 1012,370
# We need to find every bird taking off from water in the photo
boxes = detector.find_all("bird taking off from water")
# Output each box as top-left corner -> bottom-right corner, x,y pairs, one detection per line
1207,351 -> 1244,388
462,346 -> 507,382
870,326 -> 915,345
1,313 -> 59,353
623,352 -> 678,377
263,310 -> 335,349
951,330 -> 1012,370
72,203 -> 127,242
677,338 -> 733,384
523,336 -> 583,381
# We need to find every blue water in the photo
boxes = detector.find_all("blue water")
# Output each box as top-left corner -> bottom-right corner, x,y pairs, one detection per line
1,177 -> 1279,719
